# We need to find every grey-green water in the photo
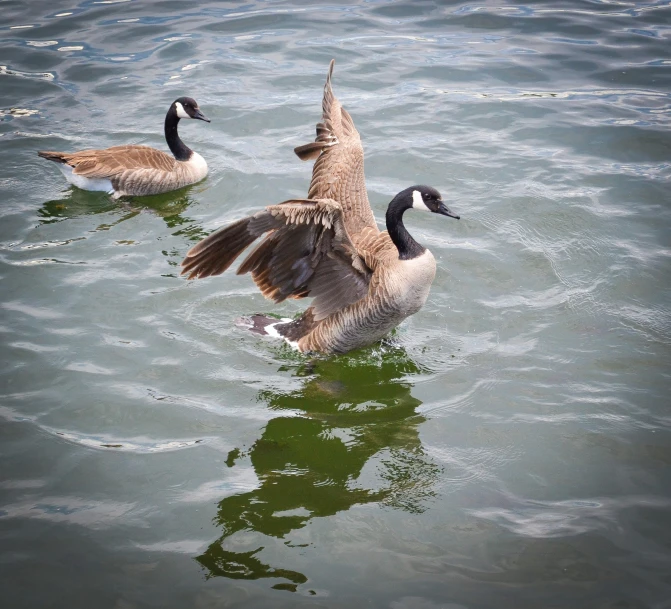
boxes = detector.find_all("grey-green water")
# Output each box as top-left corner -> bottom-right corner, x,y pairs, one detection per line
2,1 -> 671,607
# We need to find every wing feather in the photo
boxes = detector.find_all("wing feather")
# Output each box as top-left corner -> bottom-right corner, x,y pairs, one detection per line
51,145 -> 177,180
181,198 -> 373,318
293,60 -> 378,243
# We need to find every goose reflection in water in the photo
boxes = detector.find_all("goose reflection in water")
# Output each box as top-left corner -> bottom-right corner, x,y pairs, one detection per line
37,187 -> 205,233
196,347 -> 442,591
36,189 -> 209,265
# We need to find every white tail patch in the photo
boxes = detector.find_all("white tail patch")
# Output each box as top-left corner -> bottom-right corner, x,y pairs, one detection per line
265,319 -> 300,350
174,101 -> 189,119
412,189 -> 431,212
58,164 -> 114,193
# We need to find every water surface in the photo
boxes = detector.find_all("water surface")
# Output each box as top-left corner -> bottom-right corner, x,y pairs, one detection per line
1,1 -> 670,607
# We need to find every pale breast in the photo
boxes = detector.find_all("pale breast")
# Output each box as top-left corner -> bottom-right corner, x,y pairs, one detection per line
298,249 -> 437,354
384,249 -> 437,316
180,151 -> 208,182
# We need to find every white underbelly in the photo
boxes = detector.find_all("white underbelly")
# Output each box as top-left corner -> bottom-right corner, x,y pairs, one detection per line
58,164 -> 114,193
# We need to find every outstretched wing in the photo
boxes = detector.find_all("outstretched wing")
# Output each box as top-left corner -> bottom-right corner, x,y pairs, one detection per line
294,60 -> 378,242
181,199 -> 373,321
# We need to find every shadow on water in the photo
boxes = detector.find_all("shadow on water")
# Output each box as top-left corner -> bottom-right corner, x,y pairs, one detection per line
197,345 -> 442,591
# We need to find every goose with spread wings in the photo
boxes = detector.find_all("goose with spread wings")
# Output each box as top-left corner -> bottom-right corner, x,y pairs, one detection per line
181,61 -> 459,354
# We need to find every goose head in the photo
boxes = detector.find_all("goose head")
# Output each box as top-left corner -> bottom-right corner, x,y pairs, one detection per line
407,185 -> 460,219
172,97 -> 210,122
386,185 -> 459,260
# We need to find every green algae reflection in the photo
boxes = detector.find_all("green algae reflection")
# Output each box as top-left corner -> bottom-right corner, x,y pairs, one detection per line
196,346 -> 442,590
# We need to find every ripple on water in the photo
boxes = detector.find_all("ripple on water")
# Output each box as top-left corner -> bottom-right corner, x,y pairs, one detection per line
40,426 -> 211,453
470,494 -> 671,539
426,444 -> 521,489
0,496 -> 146,529
1,0 -> 671,605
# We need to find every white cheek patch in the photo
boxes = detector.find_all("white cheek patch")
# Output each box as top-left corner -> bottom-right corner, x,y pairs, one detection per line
174,101 -> 190,119
412,189 -> 431,212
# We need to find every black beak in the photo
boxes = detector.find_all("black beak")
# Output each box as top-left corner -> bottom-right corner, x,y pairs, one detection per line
192,108 -> 210,123
437,202 -> 460,220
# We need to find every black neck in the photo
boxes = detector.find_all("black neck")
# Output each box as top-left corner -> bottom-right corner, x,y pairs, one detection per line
164,106 -> 192,161
386,193 -> 426,260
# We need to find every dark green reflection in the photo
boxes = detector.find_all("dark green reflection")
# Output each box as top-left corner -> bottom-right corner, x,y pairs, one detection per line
37,186 -> 207,233
38,189 -> 118,223
197,347 -> 442,586
37,188 -> 209,267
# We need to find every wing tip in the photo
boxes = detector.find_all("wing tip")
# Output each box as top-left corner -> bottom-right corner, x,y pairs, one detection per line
324,58 -> 335,98
327,58 -> 335,83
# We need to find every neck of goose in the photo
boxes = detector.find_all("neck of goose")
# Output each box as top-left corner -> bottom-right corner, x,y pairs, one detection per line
386,193 -> 426,260
164,107 -> 192,162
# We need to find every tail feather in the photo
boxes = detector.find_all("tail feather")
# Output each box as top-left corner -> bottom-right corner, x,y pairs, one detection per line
277,308 -> 316,342
240,314 -> 283,336
240,310 -> 316,346
37,150 -> 69,164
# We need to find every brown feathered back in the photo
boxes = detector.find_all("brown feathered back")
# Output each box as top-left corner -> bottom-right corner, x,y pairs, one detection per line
38,145 -> 207,197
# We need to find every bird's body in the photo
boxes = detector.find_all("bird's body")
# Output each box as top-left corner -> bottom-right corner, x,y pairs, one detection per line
38,97 -> 210,198
291,244 -> 438,354
181,61 -> 459,354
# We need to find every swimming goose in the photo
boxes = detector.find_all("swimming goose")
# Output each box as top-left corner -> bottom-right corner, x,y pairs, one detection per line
181,61 -> 459,354
38,97 -> 210,198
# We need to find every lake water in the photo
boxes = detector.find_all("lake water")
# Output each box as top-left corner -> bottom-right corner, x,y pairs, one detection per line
1,1 -> 670,607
